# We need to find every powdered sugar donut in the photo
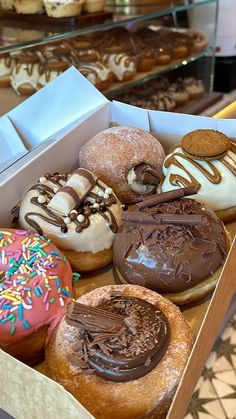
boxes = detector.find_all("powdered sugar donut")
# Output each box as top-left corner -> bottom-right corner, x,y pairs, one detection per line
0,228 -> 73,365
79,126 -> 165,204
17,169 -> 123,271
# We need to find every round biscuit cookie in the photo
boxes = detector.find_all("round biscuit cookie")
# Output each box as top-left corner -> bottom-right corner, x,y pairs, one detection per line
181,129 -> 230,160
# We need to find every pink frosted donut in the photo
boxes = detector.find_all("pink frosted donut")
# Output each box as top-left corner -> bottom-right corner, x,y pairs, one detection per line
0,228 -> 73,365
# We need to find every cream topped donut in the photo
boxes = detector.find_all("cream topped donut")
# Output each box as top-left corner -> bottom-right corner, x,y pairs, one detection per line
17,169 -> 123,271
0,228 -> 73,365
79,126 -> 165,204
0,52 -> 14,87
162,129 -> 236,221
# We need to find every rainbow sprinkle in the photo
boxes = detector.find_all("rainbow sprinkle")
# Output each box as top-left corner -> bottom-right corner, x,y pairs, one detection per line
0,230 -> 73,336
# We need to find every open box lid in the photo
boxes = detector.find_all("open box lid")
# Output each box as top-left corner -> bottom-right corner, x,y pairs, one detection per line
5,67 -> 109,149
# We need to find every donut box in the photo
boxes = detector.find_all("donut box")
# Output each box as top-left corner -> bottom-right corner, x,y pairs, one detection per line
0,67 -> 236,419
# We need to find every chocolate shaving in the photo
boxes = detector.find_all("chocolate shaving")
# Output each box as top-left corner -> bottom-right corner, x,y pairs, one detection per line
137,186 -> 197,209
122,212 -> 208,226
66,302 -> 125,334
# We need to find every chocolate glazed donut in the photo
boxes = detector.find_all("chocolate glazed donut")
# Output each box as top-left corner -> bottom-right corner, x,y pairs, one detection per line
46,284 -> 194,419
79,126 -> 165,204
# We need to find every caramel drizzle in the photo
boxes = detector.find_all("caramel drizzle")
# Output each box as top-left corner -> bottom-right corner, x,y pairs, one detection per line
164,152 -> 226,189
15,62 -> 38,76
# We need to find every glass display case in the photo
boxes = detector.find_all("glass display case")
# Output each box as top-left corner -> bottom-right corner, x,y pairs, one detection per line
0,0 -> 219,172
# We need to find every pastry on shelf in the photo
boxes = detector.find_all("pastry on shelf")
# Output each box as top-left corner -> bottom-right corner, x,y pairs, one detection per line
83,0 -> 105,13
167,83 -> 189,106
135,27 -> 172,66
14,0 -> 45,14
151,91 -> 177,111
154,28 -> 192,59
177,77 -> 205,99
101,47 -> 136,82
77,61 -> 113,91
0,0 -> 15,10
43,0 -> 83,17
71,39 -> 100,64
10,55 -> 40,95
187,29 -> 209,53
37,60 -> 69,89
0,52 -> 14,87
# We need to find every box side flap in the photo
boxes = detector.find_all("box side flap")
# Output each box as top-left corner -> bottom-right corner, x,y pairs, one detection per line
0,350 -> 94,419
148,110 -> 217,135
7,67 -> 108,149
111,101 -> 150,131
0,115 -> 27,173
216,119 -> 236,137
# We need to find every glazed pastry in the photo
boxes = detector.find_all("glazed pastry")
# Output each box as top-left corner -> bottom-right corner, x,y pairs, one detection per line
167,83 -> 189,106
0,228 -> 73,365
162,129 -> 236,221
135,27 -> 172,66
37,61 -> 68,89
152,92 -> 176,111
17,169 -> 123,272
114,187 -> 229,305
0,52 -> 14,87
72,40 -> 100,63
79,126 -> 165,204
0,0 -> 15,10
187,29 -> 209,53
178,77 -> 205,99
102,47 -> 136,82
14,0 -> 45,14
10,55 -> 40,95
46,284 -> 194,419
77,61 -> 113,91
43,0 -> 83,17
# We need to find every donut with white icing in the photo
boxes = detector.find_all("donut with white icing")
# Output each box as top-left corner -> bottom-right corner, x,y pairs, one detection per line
79,126 -> 165,204
77,61 -> 113,91
10,55 -> 40,96
37,61 -> 68,89
0,52 -> 14,87
17,169 -> 123,271
101,47 -> 136,82
0,228 -> 73,365
162,132 -> 236,221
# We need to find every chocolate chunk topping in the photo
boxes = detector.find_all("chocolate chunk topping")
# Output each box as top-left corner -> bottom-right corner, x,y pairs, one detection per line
137,186 -> 197,210
66,296 -> 169,382
114,198 -> 227,294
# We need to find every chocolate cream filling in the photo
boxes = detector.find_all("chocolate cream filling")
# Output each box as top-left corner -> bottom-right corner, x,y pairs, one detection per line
127,163 -> 161,194
66,295 -> 169,382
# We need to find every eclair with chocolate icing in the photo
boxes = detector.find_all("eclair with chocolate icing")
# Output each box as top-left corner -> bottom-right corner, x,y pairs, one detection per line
46,284 -> 194,419
113,187 -> 230,304
16,168 -> 123,272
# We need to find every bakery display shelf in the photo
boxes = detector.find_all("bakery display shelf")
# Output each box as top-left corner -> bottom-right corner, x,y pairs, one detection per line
0,9 -> 113,28
175,91 -> 223,115
0,0 -> 217,54
105,47 -> 213,98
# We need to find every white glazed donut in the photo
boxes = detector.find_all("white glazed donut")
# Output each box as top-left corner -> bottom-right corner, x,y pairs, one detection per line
162,141 -> 236,221
17,168 -> 123,271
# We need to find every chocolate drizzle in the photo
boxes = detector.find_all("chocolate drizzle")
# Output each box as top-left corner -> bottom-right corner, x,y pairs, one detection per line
66,296 -> 169,382
20,170 -> 119,235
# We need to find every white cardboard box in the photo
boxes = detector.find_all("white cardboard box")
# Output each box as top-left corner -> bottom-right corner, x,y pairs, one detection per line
0,67 -> 236,419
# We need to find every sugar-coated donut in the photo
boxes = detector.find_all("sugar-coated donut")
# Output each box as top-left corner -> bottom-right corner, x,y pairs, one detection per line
46,284 -> 194,419
113,188 -> 229,305
162,130 -> 236,221
79,126 -> 165,204
17,168 -> 123,272
0,228 -> 73,365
